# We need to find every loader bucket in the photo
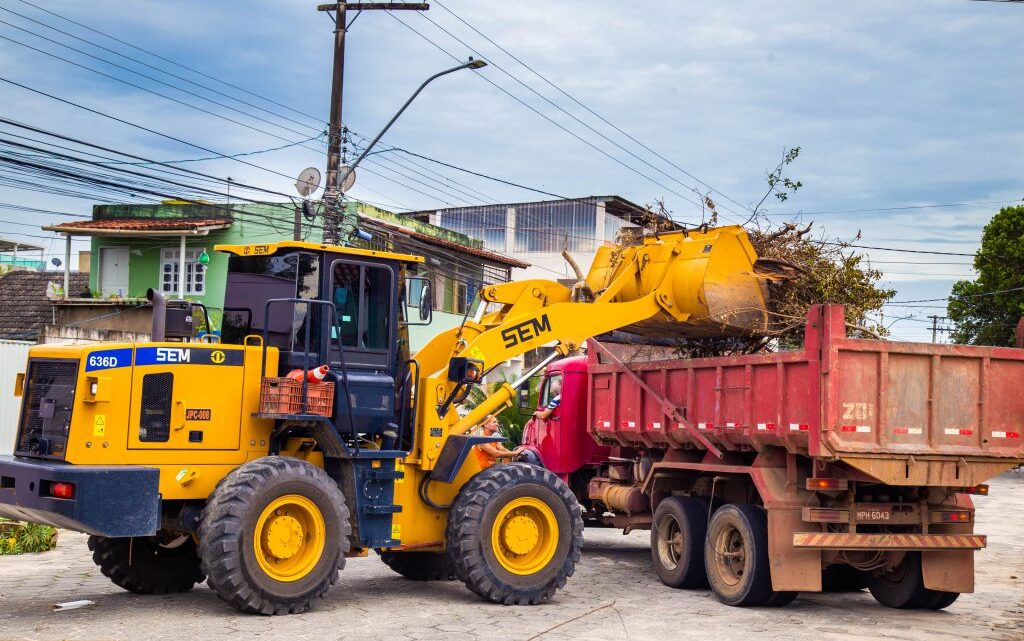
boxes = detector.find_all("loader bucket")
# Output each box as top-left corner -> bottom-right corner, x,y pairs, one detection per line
585,225 -> 770,337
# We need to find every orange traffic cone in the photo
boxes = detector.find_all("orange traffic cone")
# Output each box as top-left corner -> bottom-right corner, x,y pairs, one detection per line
286,365 -> 330,382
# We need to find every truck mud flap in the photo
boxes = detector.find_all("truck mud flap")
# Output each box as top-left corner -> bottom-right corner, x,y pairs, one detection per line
792,532 -> 986,550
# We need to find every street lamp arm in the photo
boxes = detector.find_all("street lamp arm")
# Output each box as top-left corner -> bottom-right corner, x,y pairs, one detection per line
338,58 -> 485,189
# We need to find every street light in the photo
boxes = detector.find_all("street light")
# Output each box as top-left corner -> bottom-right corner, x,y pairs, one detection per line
337,57 -> 487,193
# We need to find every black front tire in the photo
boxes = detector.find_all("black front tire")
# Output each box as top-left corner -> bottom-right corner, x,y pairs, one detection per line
378,550 -> 456,581
88,532 -> 205,594
198,456 -> 350,615
651,497 -> 708,588
446,463 -> 583,605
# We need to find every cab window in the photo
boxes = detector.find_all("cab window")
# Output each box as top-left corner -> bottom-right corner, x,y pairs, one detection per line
222,252 -> 319,348
330,261 -> 393,350
540,373 -> 563,412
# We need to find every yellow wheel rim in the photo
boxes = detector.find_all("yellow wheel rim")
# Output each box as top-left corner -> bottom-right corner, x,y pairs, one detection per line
253,494 -> 326,582
490,496 -> 559,575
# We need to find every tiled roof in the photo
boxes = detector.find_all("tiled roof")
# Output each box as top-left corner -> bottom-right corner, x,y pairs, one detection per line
0,271 -> 90,340
45,217 -> 232,232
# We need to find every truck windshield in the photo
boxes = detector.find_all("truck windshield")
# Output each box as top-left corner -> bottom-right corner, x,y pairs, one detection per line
221,252 -> 319,349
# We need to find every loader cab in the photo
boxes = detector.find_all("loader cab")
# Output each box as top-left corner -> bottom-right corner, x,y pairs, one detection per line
214,241 -> 427,449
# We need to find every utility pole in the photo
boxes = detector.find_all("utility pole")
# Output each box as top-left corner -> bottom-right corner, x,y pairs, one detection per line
929,315 -> 951,343
318,2 -> 430,245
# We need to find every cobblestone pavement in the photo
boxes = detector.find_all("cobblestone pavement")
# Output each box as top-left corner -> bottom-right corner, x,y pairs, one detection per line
2,473 -> 1022,641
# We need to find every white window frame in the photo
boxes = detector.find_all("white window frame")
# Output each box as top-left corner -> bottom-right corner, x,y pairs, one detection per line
160,247 -> 206,296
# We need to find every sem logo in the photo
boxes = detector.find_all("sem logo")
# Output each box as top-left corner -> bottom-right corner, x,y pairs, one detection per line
501,314 -> 552,349
210,350 -> 226,364
156,348 -> 191,363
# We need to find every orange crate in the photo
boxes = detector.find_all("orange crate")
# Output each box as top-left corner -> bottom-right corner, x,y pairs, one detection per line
259,378 -> 335,416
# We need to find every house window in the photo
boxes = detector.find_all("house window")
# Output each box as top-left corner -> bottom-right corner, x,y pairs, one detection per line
160,247 -> 206,295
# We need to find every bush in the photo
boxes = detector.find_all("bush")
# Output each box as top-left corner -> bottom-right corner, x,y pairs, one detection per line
0,518 -> 58,555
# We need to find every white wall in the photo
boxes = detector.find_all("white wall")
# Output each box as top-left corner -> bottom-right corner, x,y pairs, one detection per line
0,340 -> 31,455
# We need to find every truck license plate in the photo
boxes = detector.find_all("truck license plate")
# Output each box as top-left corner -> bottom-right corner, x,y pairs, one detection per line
855,505 -> 892,522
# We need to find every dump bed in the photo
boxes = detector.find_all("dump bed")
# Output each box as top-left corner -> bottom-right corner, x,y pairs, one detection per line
588,305 -> 1024,486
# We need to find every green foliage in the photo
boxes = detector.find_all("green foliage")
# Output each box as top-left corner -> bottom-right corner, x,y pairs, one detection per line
463,376 -> 539,447
948,206 -> 1024,346
0,518 -> 58,555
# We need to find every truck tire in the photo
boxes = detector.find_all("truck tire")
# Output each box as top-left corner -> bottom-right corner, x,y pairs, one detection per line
704,503 -> 796,607
198,456 -> 350,615
88,533 -> 205,594
868,552 -> 932,609
378,550 -> 456,581
923,590 -> 960,610
445,463 -> 583,605
651,496 -> 708,588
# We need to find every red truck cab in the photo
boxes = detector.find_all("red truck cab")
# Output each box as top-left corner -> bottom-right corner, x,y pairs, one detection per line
521,355 -> 609,484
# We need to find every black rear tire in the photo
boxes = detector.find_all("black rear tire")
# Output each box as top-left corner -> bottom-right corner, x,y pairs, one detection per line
868,552 -> 932,609
88,532 -> 204,594
378,550 -> 456,581
651,496 -> 708,588
704,503 -> 796,607
923,590 -> 960,610
198,456 -> 350,615
446,463 -> 583,605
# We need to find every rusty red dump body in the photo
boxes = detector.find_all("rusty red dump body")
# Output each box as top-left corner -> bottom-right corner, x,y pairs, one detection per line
588,304 -> 1024,486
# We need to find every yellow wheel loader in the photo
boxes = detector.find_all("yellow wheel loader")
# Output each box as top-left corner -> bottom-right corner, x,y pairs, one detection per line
0,226 -> 768,614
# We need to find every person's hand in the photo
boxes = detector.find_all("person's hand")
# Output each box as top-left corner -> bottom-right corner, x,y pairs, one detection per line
512,447 -> 524,455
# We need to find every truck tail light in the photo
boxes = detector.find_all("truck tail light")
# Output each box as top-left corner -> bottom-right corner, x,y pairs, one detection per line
933,510 -> 971,523
802,507 -> 849,523
49,482 -> 75,499
964,484 -> 989,496
806,478 -> 848,491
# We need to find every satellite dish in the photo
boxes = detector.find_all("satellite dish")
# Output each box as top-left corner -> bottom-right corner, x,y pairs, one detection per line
295,167 -> 321,197
338,165 -> 357,192
51,257 -> 62,267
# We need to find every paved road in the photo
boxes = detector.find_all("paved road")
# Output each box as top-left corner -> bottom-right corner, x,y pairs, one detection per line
2,473 -> 1023,641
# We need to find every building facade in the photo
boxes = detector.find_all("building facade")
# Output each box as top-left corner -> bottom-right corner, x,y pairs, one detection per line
408,196 -> 647,282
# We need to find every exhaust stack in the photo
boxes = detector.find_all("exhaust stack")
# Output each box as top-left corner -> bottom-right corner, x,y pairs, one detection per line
146,288 -> 165,342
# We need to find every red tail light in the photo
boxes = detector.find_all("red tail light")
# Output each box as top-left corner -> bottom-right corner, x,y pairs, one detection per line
50,482 -> 75,499
933,510 -> 971,523
965,484 -> 989,496
806,478 -> 849,491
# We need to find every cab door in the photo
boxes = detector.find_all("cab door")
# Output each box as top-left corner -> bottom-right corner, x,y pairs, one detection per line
127,345 -> 246,450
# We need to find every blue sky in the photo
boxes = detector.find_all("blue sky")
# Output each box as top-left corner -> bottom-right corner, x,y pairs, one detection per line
0,0 -> 1021,341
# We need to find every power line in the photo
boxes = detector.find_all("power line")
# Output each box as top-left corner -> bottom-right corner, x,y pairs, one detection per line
776,198 -> 1024,217
428,0 -> 756,220
386,11 -> 711,220
11,0 -> 326,126
885,286 -> 1024,304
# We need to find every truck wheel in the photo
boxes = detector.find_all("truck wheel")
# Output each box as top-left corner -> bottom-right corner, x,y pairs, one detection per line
378,550 -> 456,581
88,532 -> 204,594
923,590 -> 960,610
445,463 -> 583,605
651,496 -> 708,588
704,503 -> 796,607
868,552 -> 931,609
198,456 -> 350,615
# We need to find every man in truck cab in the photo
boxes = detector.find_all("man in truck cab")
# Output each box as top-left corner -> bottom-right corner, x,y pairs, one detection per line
472,415 -> 522,469
533,371 -> 562,421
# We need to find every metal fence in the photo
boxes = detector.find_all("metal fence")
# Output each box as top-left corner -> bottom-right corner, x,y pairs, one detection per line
0,340 -> 31,455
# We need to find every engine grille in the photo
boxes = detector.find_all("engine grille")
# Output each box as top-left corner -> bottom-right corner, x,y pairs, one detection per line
16,359 -> 79,459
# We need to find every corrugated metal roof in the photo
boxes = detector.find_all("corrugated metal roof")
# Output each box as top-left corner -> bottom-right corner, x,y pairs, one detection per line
364,218 -> 529,268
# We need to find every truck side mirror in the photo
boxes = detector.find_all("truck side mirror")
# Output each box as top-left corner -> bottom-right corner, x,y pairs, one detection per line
518,384 -> 532,414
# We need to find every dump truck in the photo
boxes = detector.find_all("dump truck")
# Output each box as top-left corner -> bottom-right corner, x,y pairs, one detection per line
520,303 -> 1024,609
0,226 -> 772,614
